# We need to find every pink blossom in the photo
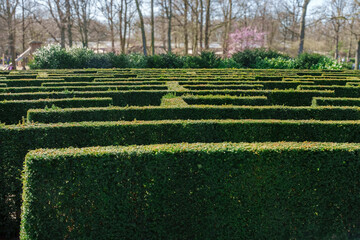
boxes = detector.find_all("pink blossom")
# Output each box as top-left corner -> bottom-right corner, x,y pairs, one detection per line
228,27 -> 265,56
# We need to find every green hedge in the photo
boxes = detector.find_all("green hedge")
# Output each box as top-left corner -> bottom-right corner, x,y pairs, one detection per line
312,97 -> 360,107
21,142 -> 360,239
182,95 -> 269,105
27,105 -> 360,123
0,97 -> 113,124
182,84 -> 264,90
5,74 -> 38,79
3,119 -> 360,236
0,85 -> 168,93
0,83 -> 6,87
41,81 -> 166,87
0,79 -> 65,87
177,89 -> 334,106
0,90 -> 168,106
298,85 -> 360,97
179,81 -> 314,89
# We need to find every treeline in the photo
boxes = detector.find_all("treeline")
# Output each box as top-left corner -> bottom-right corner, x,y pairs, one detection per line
2,0 -> 360,70
30,46 -> 346,70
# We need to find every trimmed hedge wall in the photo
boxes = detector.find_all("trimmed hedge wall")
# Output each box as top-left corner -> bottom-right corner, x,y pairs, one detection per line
0,97 -> 113,124
21,142 -> 360,239
179,80 -> 314,89
182,95 -> 269,105
0,79 -> 65,87
41,81 -> 166,87
182,84 -> 264,90
0,85 -> 168,93
0,90 -> 168,106
298,85 -> 360,97
27,105 -> 360,123
3,119 -> 360,236
312,97 -> 360,107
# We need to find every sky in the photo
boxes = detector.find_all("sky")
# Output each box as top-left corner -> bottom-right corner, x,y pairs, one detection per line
308,0 -> 326,10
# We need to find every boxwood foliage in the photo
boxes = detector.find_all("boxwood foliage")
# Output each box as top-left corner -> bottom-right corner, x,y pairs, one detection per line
3,119 -> 360,236
0,97 -> 113,124
312,97 -> 360,107
182,95 -> 269,105
0,90 -> 168,106
0,85 -> 168,94
176,89 -> 335,106
298,85 -> 360,98
0,79 -> 65,87
21,142 -> 360,239
27,105 -> 360,123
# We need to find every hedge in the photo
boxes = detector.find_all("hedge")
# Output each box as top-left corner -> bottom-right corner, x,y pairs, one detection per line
41,81 -> 166,87
0,97 -> 113,124
26,105 -> 360,123
182,95 -> 269,105
182,84 -> 264,90
0,90 -> 168,106
0,83 -> 6,87
0,79 -> 65,87
3,119 -> 360,236
177,89 -> 335,106
312,97 -> 360,107
298,85 -> 360,97
21,142 -> 360,239
179,81 -> 314,89
0,85 -> 168,93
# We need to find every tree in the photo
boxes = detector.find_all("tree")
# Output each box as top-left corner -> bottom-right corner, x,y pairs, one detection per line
151,0 -> 155,55
204,0 -> 211,49
72,0 -> 95,47
135,0 -> 147,55
327,0 -> 347,59
298,0 -> 311,55
99,0 -> 116,52
228,26 -> 265,55
0,0 -> 19,69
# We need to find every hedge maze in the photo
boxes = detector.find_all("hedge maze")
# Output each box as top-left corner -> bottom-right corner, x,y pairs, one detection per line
1,69 -> 360,239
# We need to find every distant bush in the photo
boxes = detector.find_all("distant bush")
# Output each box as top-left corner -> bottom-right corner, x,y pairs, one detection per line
256,57 -> 296,69
231,48 -> 290,68
294,53 -> 343,70
30,45 -> 346,70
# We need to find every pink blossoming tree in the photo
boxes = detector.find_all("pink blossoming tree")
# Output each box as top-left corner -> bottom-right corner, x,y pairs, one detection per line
228,27 -> 265,56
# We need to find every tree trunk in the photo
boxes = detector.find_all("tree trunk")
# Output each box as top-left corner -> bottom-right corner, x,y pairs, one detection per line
66,0 -> 72,47
135,0 -> 147,56
348,34 -> 353,61
298,0 -> 310,55
60,25 -> 66,48
167,0 -> 172,53
222,0 -> 232,56
204,0 -> 211,50
355,40 -> 360,70
183,0 -> 188,55
334,32 -> 339,60
21,0 -> 25,52
199,0 -> 203,50
151,0 -> 155,55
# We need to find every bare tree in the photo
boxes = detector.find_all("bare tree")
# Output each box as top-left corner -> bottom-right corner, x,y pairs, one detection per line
151,0 -> 155,55
204,0 -> 210,49
72,0 -> 95,47
0,0 -> 19,69
298,0 -> 311,55
327,0 -> 347,59
135,0 -> 147,55
99,0 -> 116,52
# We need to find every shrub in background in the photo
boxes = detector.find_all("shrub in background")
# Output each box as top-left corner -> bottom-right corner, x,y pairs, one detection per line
29,45 -> 347,70
29,45 -> 73,69
231,48 -> 290,68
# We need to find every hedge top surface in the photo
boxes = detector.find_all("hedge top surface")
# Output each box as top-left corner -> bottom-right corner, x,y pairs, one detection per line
26,104 -> 360,113
26,141 -> 360,159
5,118 -> 360,129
